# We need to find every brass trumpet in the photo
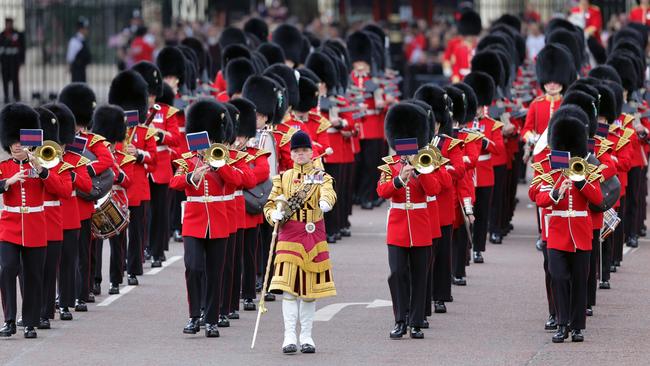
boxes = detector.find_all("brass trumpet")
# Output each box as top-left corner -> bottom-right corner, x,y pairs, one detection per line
34,140 -> 63,169
565,157 -> 587,182
205,143 -> 229,168
410,147 -> 438,174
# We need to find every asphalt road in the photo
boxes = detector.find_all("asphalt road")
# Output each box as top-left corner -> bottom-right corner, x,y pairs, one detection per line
1,185 -> 650,366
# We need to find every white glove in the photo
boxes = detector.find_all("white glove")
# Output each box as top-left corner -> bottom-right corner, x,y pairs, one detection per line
271,209 -> 284,223
319,200 -> 332,213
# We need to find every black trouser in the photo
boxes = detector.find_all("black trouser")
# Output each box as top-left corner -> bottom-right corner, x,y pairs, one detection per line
625,167 -> 642,241
343,162 -> 354,228
170,190 -> 186,233
548,248 -> 590,330
59,229 -> 79,308
601,233 -> 612,282
184,236 -> 226,324
324,163 -> 343,236
452,226 -> 469,278
71,64 -> 86,82
127,205 -> 145,276
387,245 -> 429,327
473,186 -> 493,252
0,243 -> 46,326
76,219 -> 92,301
41,241 -> 62,320
613,199 -> 625,264
242,226 -> 259,300
424,245 -> 435,317
1,61 -> 20,102
640,165 -> 648,232
92,238 -> 102,285
257,222 -> 273,277
357,139 -> 383,205
541,243 -> 555,316
587,230 -> 600,307
220,233 -> 237,316
432,225 -> 453,302
230,229 -> 245,312
149,180 -> 170,259
489,165 -> 506,236
108,231 -> 126,285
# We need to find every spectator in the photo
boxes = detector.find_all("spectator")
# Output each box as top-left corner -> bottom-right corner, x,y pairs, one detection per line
526,22 -> 545,60
0,17 -> 25,103
66,17 -> 91,82
129,26 -> 156,65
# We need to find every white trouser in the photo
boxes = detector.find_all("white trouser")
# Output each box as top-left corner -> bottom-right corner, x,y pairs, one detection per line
282,293 -> 299,347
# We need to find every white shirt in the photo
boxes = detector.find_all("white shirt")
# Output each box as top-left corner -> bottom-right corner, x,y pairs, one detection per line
66,32 -> 85,64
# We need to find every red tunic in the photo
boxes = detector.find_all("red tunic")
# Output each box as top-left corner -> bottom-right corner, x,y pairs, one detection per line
230,149 -> 257,231
590,137 -> 617,229
302,112 -> 331,158
149,103 -> 181,184
521,95 -> 562,144
350,71 -> 385,140
244,147 -> 271,228
443,37 -> 474,83
119,125 -> 158,206
474,116 -> 505,187
436,135 -> 465,227
321,99 -> 355,164
629,6 -> 650,26
570,5 -> 603,43
60,152 -> 92,230
43,161 -> 74,242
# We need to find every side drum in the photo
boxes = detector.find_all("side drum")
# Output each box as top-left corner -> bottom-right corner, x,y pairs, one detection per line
91,191 -> 130,239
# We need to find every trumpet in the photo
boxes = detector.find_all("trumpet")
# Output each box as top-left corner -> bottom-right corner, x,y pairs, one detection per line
565,157 -> 588,182
204,143 -> 229,168
34,140 -> 63,169
409,146 -> 445,174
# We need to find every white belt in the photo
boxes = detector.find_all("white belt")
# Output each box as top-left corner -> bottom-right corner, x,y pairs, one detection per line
478,154 -> 491,161
390,202 -> 428,210
3,205 -> 44,213
186,194 -> 235,203
426,196 -> 437,202
550,210 -> 588,218
234,190 -> 243,197
363,110 -> 378,116
156,146 -> 169,152
178,127 -> 186,133
71,191 -> 76,197
327,127 -> 339,133
43,201 -> 60,207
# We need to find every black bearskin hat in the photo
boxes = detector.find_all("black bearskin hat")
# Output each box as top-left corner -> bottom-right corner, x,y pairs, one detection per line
219,26 -> 247,49
296,67 -> 320,84
185,99 -> 227,143
0,103 -> 39,152
458,9 -> 482,36
251,50 -> 270,74
549,115 -> 588,157
384,102 -> 430,150
413,84 -> 452,135
588,65 -> 622,85
156,46 -> 186,85
257,42 -> 285,66
271,24 -> 303,65
108,70 -> 149,124
587,36 -> 607,65
295,75 -> 319,113
36,107 -> 59,143
471,50 -> 505,89
229,97 -> 257,138
58,83 -> 96,127
223,102 -> 239,144
607,55 -> 638,95
561,91 -> 598,137
131,61 -> 163,98
264,63 -> 299,108
493,14 -> 521,33
444,85 -> 467,126
181,37 -> 207,76
602,80 -> 624,119
91,104 -> 126,143
244,18 -> 269,43
535,43 -> 576,92
225,57 -> 255,97
346,31 -> 373,66
453,82 -> 478,123
305,51 -> 337,93
242,75 -> 279,118
546,29 -> 582,70
594,83 -> 617,124
156,83 -> 175,106
221,44 -> 251,72
42,103 -> 76,145
463,71 -> 495,106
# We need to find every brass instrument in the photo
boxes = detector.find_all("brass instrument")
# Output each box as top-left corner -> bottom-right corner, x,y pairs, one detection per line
409,146 -> 445,174
124,104 -> 162,148
204,143 -> 229,168
565,157 -> 588,182
34,140 -> 63,169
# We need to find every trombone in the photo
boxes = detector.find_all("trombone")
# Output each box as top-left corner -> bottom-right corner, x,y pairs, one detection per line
564,157 -> 588,182
34,140 -> 63,169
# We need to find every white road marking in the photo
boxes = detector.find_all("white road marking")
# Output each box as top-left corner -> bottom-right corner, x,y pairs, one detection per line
314,299 -> 392,321
144,255 -> 183,275
96,285 -> 137,307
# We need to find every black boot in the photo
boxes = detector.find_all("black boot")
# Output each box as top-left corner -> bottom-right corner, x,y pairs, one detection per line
173,230 -> 183,242
389,322 -> 407,339
92,282 -> 101,295
87,292 -> 95,303
243,299 -> 256,311
74,300 -> 87,312
127,275 -> 139,286
108,284 -> 120,295
151,259 -> 162,268
264,293 -> 276,302
0,321 -> 16,337
183,317 -> 200,334
571,329 -> 584,342
434,301 -> 447,313
585,306 -> 593,317
552,325 -> 569,343
326,234 -> 337,244
283,344 -> 298,354
489,233 -> 502,244
473,251 -> 484,263
38,318 -> 51,329
453,277 -> 467,286
59,307 -> 73,320
227,311 -> 239,320
409,326 -> 424,339
205,323 -> 220,337
340,227 -> 351,237
300,343 -> 316,353
544,314 -> 557,331
599,281 -> 610,289
23,326 -> 37,339
217,315 -> 230,327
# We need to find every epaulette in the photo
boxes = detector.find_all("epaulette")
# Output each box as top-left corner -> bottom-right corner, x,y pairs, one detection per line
279,127 -> 297,147
536,170 -> 557,186
120,154 -> 136,166
245,149 -> 271,163
608,123 -> 619,133
173,158 -> 189,171
146,127 -> 157,139
587,167 -> 604,184
381,155 -> 398,164
531,161 -> 545,175
317,116 -> 331,134
378,164 -> 392,180
77,156 -> 91,167
58,162 -> 74,174
230,150 -> 248,164
89,134 -> 105,147
492,120 -> 504,131
166,106 -> 180,119
181,152 -> 194,159
444,135 -> 463,151
623,114 -> 635,127
464,131 -> 483,143
595,140 -> 611,158
596,136 -> 614,148
616,128 -> 634,151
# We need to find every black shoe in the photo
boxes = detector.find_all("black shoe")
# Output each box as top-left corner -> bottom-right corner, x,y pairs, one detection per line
23,327 -> 37,339
434,301 -> 447,314
16,318 -> 23,327
151,259 -> 162,268
640,226 -> 647,237
87,292 -> 95,303
335,232 -> 342,240
161,254 -> 167,262
173,230 -> 183,243
473,252 -> 484,263
183,317 -> 200,334
205,323 -> 220,337
108,284 -> 120,295
586,307 -> 593,317
264,293 -> 276,302
627,236 -> 639,248
144,247 -> 152,261
199,311 -> 206,327
610,265 -> 617,273
92,282 -> 101,296
421,319 -> 429,329
535,238 -> 544,251
127,275 -> 139,286
614,260 -> 621,267
59,308 -> 73,321
0,321 -> 16,337
571,329 -> 584,342
37,318 -> 50,329
227,311 -> 239,320
283,344 -> 298,354
389,322 -> 407,339
544,314 -> 557,331
372,198 -> 385,207
360,202 -> 373,210
453,277 -> 467,286
409,327 -> 424,339
599,281 -> 611,289
552,325 -> 569,343
243,299 -> 256,311
255,278 -> 263,293
326,234 -> 337,244
340,227 -> 351,237
74,300 -> 87,312
489,233 -> 502,244
217,315 -> 230,327
300,343 -> 316,353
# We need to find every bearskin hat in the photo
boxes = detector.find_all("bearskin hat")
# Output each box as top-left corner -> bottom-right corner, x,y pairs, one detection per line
265,74 -> 289,125
91,104 -> 126,143
366,31 -> 385,72
257,42 -> 285,66
156,46 -> 186,85
251,50 -> 270,74
568,78 -> 600,103
607,54 -> 638,95
384,102 -> 430,150
108,70 -> 148,125
452,82 -> 477,123
463,71 -> 495,106
547,104 -> 589,136
35,107 -> 59,143
549,115 -> 588,157
493,14 -> 521,33
264,63 -> 299,108
223,102 -> 239,144
611,27 -> 646,51
594,83 -> 617,124
295,75 -> 319,113
229,97 -> 257,138
458,9 -> 482,36
181,37 -> 207,76
244,18 -> 269,44
587,36 -> 607,65
413,84 -> 452,135
219,26 -> 247,50
588,65 -> 622,85
271,24 -> 303,65
185,99 -> 227,143
363,24 -> 387,46
535,43 -> 576,93
546,29 -> 582,70
225,57 -> 255,97
131,61 -> 163,98
603,80 -> 624,119
623,23 -> 649,49
156,83 -> 175,106
401,100 -> 435,140
299,36 -> 312,65
42,103 -> 76,145
242,75 -> 279,119
58,83 -> 96,127
222,44 -> 251,72
346,31 -> 373,66
0,103 -> 39,152
471,50 -> 505,90
296,67 -> 320,84
323,38 -> 351,71
444,85 -> 467,126
561,91 -> 598,137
